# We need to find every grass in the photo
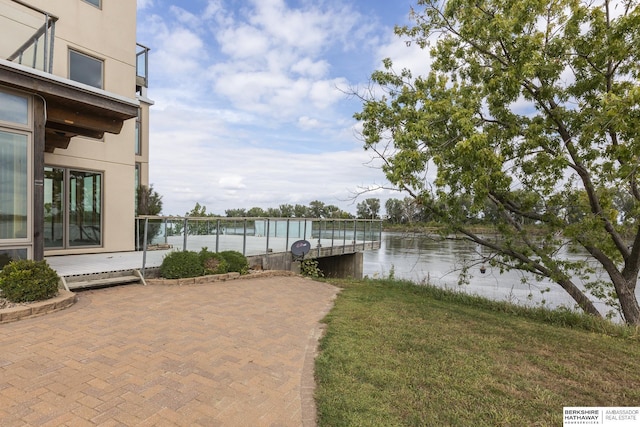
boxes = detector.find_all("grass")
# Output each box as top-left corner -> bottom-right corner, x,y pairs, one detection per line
314,278 -> 640,426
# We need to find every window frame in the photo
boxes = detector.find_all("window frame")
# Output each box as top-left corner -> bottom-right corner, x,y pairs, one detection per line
0,129 -> 32,245
82,0 -> 102,9
0,88 -> 32,262
135,108 -> 142,155
0,90 -> 30,128
43,166 -> 104,250
68,49 -> 104,89
0,247 -> 30,270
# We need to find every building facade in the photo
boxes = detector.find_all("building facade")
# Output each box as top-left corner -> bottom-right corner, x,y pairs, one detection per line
0,0 -> 151,267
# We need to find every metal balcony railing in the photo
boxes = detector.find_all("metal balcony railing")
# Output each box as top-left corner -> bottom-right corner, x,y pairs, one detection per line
1,0 -> 57,73
136,43 -> 150,94
135,216 -> 383,256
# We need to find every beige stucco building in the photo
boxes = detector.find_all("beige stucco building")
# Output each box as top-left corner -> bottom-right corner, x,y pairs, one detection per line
0,0 -> 151,266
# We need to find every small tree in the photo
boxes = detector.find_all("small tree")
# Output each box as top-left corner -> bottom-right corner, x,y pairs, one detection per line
385,198 -> 403,224
279,204 -> 295,217
357,198 -> 381,219
308,200 -> 327,218
136,184 -> 163,217
136,184 -> 163,247
294,204 -> 309,218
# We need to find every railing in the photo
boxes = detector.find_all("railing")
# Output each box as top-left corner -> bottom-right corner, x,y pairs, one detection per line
135,216 -> 383,257
136,43 -> 150,93
1,0 -> 57,73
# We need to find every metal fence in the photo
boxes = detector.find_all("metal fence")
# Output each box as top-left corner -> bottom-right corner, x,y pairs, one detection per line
135,216 -> 383,257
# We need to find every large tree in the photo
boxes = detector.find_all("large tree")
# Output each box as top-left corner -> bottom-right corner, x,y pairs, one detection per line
355,0 -> 640,324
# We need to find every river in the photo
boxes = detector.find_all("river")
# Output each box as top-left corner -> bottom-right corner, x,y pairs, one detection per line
363,232 -> 631,319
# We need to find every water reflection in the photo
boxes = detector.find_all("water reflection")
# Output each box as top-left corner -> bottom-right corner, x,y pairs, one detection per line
363,232 -> 629,318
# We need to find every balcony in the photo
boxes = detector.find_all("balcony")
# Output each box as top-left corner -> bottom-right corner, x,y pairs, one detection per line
136,43 -> 150,95
0,0 -> 57,73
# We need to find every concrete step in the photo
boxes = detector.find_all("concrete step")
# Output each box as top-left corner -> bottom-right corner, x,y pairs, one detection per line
61,270 -> 146,291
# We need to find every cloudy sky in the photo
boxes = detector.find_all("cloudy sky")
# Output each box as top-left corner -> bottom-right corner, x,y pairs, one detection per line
136,0 -> 430,216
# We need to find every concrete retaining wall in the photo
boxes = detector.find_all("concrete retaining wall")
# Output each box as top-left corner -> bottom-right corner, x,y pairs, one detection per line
247,252 -> 362,279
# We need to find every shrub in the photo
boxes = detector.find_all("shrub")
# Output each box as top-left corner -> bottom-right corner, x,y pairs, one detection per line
199,248 -> 229,275
0,260 -> 60,303
160,251 -> 204,279
300,258 -> 324,278
219,251 -> 249,274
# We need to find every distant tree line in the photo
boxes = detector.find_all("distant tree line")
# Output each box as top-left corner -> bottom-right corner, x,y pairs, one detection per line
384,188 -> 638,228
179,199 -> 385,220
142,188 -> 636,229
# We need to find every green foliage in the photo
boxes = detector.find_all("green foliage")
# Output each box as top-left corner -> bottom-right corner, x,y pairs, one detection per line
300,258 -> 324,278
136,184 -> 163,216
160,251 -> 204,279
199,248 -> 229,275
356,198 -> 381,219
160,249 -> 249,279
218,251 -> 249,274
0,260 -> 59,303
181,201 -> 355,219
355,0 -> 640,324
136,184 -> 164,248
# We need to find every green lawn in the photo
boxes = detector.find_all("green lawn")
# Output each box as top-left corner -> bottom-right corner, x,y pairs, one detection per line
314,278 -> 640,426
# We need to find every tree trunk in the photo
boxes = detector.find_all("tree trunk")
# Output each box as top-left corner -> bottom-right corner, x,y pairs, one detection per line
559,278 -> 603,318
614,278 -> 640,325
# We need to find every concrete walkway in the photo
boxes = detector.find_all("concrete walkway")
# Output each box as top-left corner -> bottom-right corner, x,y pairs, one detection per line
0,275 -> 339,426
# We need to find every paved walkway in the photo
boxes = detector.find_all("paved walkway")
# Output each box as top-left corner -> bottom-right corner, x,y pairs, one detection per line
0,276 -> 339,426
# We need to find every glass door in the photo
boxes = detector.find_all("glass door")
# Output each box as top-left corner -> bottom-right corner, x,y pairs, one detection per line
44,167 -> 64,248
69,170 -> 102,247
0,130 -> 31,267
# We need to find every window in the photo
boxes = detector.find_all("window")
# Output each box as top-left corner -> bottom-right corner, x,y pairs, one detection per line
0,91 -> 28,125
82,0 -> 101,8
69,50 -> 103,89
134,162 -> 141,214
0,88 -> 31,262
69,170 -> 102,247
44,167 -> 64,248
135,109 -> 141,155
0,248 -> 27,270
0,131 -> 29,241
44,167 -> 103,249
134,163 -> 141,190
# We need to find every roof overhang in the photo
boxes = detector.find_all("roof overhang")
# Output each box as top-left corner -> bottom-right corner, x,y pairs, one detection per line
0,58 -> 139,152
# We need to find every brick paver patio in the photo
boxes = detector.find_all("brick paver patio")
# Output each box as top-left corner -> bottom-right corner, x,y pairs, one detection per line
0,275 -> 339,426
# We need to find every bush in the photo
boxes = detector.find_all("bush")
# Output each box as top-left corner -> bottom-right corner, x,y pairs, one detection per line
199,248 -> 229,275
0,260 -> 60,303
160,251 -> 204,279
219,251 -> 249,274
300,258 -> 323,278
159,249 -> 248,279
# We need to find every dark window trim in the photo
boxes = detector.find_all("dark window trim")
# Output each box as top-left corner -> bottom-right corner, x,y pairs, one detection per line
68,48 -> 104,89
82,0 -> 102,10
44,165 -> 104,250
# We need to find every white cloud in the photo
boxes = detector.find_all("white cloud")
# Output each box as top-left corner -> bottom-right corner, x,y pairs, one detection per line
309,78 -> 348,109
149,112 -> 389,215
291,58 -> 329,78
219,175 -> 247,190
375,34 -> 433,77
248,0 -> 331,53
137,0 -> 153,10
216,24 -> 271,59
137,1 -> 408,215
297,116 -> 321,130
